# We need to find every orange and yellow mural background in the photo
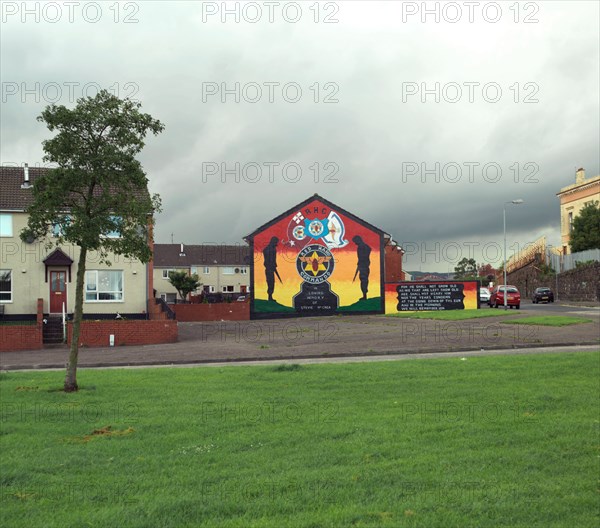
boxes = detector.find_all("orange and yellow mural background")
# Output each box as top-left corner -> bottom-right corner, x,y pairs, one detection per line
252,199 -> 383,313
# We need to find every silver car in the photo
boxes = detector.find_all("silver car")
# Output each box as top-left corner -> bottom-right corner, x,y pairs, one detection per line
479,287 -> 491,303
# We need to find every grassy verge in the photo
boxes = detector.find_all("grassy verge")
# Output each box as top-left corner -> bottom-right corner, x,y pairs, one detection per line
386,310 -> 512,321
502,316 -> 593,327
1,352 -> 599,527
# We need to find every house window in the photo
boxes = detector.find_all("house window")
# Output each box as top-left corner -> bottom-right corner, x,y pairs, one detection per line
223,267 -> 235,275
0,214 -> 12,237
568,212 -> 573,232
240,267 -> 248,274
160,293 -> 177,303
85,270 -> 123,301
0,270 -> 12,302
101,215 -> 122,238
203,267 -> 210,274
162,269 -> 174,280
52,215 -> 71,237
191,266 -> 198,276
222,285 -> 234,292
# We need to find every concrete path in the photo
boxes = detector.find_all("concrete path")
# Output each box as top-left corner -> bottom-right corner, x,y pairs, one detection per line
1,304 -> 598,371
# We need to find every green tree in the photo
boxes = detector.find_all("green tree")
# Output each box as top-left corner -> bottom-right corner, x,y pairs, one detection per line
570,201 -> 600,252
454,257 -> 477,279
21,90 -> 164,392
168,271 -> 202,302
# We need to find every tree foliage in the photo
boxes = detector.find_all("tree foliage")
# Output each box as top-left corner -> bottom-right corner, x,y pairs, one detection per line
21,90 -> 164,392
477,263 -> 496,278
168,271 -> 202,302
570,201 -> 600,253
454,257 -> 477,279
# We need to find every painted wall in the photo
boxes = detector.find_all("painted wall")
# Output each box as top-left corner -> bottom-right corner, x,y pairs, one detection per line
251,198 -> 384,318
385,281 -> 480,313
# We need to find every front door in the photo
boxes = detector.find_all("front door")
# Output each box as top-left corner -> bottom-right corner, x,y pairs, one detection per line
50,271 -> 67,313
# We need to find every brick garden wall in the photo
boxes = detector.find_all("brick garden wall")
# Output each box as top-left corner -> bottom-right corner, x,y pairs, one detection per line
172,302 -> 250,321
67,320 -> 178,348
0,324 -> 43,352
0,298 -> 44,352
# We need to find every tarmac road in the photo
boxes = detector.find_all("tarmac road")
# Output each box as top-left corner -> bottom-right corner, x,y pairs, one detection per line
482,300 -> 600,315
1,303 -> 598,371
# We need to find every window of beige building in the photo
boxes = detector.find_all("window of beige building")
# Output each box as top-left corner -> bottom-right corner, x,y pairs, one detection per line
85,270 -> 124,301
0,270 -> 12,302
0,214 -> 12,237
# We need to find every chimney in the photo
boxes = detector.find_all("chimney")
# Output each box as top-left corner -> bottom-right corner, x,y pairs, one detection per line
21,163 -> 31,189
179,243 -> 185,256
576,167 -> 585,184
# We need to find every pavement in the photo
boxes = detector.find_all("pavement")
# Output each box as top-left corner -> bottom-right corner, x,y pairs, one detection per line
1,302 -> 598,371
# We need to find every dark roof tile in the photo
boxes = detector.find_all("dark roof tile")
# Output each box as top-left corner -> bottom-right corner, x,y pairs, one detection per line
153,244 -> 250,267
0,166 -> 149,211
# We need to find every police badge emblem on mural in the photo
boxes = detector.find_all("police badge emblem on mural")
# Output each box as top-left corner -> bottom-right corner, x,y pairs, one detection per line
249,197 -> 384,318
296,244 -> 335,284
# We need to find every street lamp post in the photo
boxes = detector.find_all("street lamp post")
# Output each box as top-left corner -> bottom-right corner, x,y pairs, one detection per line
548,244 -> 559,302
503,199 -> 524,309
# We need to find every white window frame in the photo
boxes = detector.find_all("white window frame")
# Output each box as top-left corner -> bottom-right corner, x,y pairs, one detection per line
240,267 -> 248,274
191,266 -> 198,276
162,269 -> 174,280
85,270 -> 124,302
163,292 -> 177,303
0,269 -> 12,303
568,211 -> 573,233
52,215 -> 71,237
0,214 -> 13,237
100,215 -> 123,239
203,266 -> 210,274
222,267 -> 235,275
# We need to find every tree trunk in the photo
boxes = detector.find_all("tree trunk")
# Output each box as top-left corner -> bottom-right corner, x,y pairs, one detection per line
64,246 -> 87,392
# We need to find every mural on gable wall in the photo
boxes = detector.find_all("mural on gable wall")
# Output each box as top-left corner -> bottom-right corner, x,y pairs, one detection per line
248,196 -> 384,318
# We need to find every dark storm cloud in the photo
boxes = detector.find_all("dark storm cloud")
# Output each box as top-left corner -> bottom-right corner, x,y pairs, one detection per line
1,1 -> 598,270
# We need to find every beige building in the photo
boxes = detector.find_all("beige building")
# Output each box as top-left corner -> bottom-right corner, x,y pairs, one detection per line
153,244 -> 250,302
556,168 -> 600,254
0,166 -> 152,318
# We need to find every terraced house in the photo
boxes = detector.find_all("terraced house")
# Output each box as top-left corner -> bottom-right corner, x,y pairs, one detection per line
0,165 -> 154,321
153,243 -> 251,302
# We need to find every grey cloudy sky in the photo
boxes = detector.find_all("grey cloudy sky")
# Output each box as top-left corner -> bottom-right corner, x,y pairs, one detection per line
1,0 -> 599,271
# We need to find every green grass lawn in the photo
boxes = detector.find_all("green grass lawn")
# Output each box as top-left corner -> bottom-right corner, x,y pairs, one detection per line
386,310 -> 512,321
1,352 -> 599,528
501,316 -> 594,327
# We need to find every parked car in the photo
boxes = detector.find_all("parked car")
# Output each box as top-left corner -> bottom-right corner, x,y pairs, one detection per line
532,287 -> 554,303
489,285 -> 521,309
479,287 -> 491,303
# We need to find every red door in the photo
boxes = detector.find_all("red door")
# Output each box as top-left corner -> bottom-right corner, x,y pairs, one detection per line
50,271 -> 67,313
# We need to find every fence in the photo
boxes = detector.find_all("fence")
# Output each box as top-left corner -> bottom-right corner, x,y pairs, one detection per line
546,249 -> 600,273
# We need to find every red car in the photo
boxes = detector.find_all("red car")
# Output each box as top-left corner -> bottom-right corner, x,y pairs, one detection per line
489,285 -> 521,309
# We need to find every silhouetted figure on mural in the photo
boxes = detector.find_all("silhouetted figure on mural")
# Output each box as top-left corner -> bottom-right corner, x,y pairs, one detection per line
352,235 -> 371,300
263,236 -> 281,302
